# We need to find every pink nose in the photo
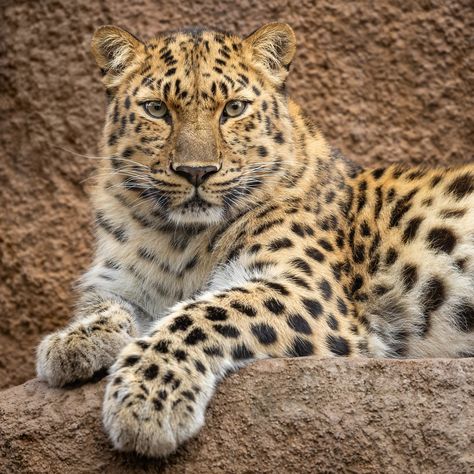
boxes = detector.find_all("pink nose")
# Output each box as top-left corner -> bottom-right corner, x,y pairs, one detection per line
172,165 -> 219,187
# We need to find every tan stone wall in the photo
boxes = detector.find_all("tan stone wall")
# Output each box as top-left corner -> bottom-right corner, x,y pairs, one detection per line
0,0 -> 472,388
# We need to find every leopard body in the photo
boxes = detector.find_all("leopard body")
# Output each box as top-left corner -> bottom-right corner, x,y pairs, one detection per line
36,23 -> 474,457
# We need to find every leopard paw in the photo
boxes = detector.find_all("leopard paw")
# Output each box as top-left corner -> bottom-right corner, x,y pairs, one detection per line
103,338 -> 215,457
36,304 -> 136,387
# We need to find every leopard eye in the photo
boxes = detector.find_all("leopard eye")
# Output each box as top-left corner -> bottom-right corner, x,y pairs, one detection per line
223,100 -> 248,118
143,100 -> 169,119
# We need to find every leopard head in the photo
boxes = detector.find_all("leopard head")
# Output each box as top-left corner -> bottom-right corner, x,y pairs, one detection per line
92,23 -> 297,226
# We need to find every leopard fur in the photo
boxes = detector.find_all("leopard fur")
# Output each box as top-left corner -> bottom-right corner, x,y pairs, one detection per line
36,23 -> 474,457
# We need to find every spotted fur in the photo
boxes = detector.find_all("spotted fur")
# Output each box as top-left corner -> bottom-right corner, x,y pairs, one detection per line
36,23 -> 474,457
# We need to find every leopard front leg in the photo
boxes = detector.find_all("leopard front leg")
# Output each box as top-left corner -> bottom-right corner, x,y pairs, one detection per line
37,295 -> 139,387
103,277 -> 360,457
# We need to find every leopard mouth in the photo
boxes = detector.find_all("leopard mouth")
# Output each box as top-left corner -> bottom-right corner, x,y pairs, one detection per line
167,190 -> 224,225
182,193 -> 212,210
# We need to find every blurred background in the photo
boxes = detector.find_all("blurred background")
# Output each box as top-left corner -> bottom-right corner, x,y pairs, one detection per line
0,0 -> 472,389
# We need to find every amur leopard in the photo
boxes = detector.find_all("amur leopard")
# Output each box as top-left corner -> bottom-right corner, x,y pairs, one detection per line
36,23 -> 474,457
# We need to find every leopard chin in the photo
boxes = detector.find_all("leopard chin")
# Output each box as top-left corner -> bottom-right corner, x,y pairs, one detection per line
167,204 -> 225,226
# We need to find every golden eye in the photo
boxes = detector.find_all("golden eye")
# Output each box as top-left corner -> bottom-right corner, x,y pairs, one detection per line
143,100 -> 169,119
223,100 -> 248,118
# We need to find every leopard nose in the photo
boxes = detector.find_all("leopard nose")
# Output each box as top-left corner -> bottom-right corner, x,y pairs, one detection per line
172,165 -> 219,187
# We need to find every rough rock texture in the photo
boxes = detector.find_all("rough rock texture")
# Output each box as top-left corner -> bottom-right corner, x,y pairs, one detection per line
0,358 -> 473,474
0,1 -> 473,388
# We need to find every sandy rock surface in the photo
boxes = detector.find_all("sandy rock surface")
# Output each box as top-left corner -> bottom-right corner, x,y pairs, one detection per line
0,1 -> 473,388
0,357 -> 472,474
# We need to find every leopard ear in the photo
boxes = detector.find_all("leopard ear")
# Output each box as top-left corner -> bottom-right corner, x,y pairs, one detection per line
243,23 -> 296,84
91,25 -> 144,87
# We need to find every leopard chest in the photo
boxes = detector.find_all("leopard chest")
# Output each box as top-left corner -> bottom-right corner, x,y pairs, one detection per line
92,221 -> 218,318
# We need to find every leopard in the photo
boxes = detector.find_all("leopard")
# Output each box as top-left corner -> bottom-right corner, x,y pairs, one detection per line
36,23 -> 474,458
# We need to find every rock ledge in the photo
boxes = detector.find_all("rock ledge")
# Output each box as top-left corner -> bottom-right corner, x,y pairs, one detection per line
0,358 -> 472,474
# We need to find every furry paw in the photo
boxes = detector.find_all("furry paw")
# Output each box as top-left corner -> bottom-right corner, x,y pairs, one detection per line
103,338 -> 215,457
36,304 -> 137,387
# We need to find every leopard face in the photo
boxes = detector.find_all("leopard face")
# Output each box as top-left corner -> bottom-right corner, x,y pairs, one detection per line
93,25 -> 296,226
